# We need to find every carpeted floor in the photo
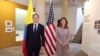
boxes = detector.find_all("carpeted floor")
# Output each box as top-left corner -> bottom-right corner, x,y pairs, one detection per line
0,43 -> 88,56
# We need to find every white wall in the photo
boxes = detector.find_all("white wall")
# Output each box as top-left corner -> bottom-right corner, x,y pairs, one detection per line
67,7 -> 77,40
68,7 -> 84,40
76,7 -> 84,32
67,7 -> 77,35
82,0 -> 100,55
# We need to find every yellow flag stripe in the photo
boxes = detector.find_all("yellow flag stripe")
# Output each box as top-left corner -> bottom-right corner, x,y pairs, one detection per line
26,0 -> 35,25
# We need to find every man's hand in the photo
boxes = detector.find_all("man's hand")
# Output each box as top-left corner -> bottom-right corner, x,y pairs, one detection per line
40,46 -> 45,54
41,46 -> 44,51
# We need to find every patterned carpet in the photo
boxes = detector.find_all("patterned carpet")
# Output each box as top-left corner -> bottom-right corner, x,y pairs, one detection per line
0,43 -> 88,56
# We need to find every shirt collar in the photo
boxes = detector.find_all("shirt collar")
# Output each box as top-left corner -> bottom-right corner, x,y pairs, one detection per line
34,23 -> 38,26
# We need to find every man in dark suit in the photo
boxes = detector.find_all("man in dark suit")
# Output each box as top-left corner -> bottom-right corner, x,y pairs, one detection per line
26,14 -> 45,56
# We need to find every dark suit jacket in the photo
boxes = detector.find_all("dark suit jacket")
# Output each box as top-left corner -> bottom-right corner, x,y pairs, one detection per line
26,23 -> 45,48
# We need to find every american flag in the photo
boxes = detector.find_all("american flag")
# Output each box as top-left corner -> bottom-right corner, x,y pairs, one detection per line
44,1 -> 56,56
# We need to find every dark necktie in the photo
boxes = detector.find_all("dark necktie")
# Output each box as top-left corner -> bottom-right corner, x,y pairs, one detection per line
34,24 -> 36,32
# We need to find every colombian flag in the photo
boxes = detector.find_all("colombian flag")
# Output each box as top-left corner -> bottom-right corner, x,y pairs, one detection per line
22,0 -> 35,56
